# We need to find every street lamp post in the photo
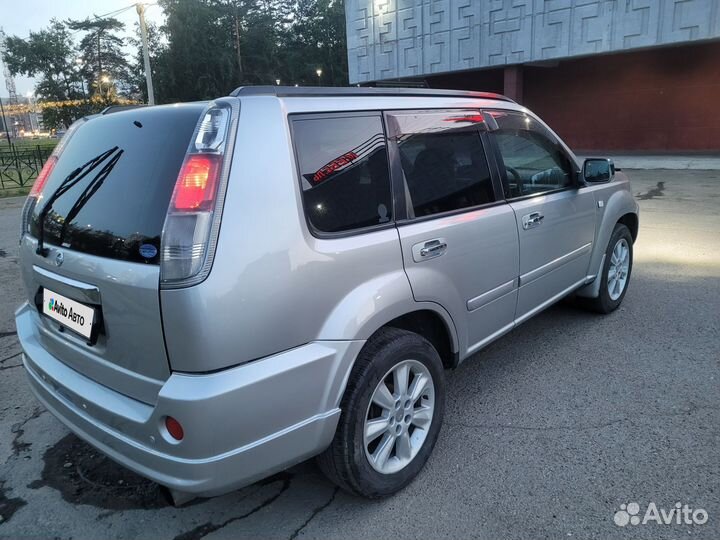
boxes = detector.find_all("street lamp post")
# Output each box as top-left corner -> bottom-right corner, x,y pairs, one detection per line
316,68 -> 322,86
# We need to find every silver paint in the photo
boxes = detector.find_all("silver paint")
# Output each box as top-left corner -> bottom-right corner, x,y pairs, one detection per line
15,92 -> 638,499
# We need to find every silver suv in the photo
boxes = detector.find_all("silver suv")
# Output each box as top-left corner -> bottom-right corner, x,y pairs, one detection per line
15,87 -> 638,502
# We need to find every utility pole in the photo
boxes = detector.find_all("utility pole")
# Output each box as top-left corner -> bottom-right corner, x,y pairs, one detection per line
136,3 -> 155,105
234,14 -> 243,81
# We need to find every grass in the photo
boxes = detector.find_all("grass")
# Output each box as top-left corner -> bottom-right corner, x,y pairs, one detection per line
0,169 -> 33,197
0,185 -> 30,198
3,138 -> 59,151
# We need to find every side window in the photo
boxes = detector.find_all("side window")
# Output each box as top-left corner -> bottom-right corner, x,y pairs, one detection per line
389,110 -> 495,218
490,111 -> 574,198
292,115 -> 392,233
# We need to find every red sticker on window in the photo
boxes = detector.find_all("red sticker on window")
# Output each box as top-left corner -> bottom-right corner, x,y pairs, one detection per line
443,114 -> 486,124
312,151 -> 359,183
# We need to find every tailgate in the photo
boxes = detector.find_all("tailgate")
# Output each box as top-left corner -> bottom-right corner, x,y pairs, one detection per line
18,104 -> 205,404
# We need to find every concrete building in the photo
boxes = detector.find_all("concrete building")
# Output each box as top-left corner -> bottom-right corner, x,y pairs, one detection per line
345,0 -> 720,152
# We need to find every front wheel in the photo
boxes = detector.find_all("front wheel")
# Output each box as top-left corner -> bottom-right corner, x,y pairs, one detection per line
584,223 -> 634,314
317,327 -> 445,498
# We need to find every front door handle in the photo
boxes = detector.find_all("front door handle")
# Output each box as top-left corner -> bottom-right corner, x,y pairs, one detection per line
412,238 -> 448,262
522,212 -> 544,230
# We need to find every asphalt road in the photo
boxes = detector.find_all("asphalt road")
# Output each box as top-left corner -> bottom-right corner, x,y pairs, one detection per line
1,170 -> 718,540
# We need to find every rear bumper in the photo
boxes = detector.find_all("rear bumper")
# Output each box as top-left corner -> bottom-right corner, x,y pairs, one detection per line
16,302 -> 364,497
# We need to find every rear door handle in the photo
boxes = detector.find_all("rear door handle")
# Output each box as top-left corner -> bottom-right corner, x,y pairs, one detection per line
522,212 -> 544,230
412,238 -> 447,262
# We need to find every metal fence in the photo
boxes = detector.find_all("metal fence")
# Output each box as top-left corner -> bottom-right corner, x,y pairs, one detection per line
0,145 -> 54,189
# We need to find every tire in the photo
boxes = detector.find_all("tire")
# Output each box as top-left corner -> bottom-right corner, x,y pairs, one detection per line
317,327 -> 446,498
583,223 -> 634,314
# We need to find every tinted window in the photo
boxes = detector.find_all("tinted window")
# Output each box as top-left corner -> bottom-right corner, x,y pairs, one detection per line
30,104 -> 205,263
490,111 -> 573,198
390,111 -> 494,218
292,115 -> 392,233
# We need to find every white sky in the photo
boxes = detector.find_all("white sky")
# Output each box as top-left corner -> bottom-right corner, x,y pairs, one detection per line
0,0 -> 165,97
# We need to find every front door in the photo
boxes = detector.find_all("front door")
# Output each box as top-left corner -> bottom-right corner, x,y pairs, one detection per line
386,110 -> 520,357
487,110 -> 596,322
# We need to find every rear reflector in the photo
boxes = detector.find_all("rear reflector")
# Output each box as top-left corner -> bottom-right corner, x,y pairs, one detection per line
164,416 -> 184,441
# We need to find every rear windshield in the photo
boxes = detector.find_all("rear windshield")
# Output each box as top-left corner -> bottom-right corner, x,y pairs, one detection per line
30,104 -> 205,264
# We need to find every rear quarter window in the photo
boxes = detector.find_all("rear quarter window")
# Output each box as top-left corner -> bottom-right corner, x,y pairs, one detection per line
291,114 -> 392,234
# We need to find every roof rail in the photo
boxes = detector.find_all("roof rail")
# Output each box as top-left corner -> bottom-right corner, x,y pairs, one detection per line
229,86 -> 515,103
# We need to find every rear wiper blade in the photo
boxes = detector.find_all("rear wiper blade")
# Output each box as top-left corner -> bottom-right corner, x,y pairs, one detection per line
58,149 -> 124,245
36,146 -> 119,256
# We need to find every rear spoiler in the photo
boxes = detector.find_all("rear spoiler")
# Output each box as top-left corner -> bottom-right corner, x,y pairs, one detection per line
101,104 -> 147,115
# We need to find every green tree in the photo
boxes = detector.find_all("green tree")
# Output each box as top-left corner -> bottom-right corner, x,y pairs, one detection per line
67,17 -> 132,98
279,0 -> 347,86
154,0 -> 349,102
2,19 -> 82,101
158,0 -> 239,101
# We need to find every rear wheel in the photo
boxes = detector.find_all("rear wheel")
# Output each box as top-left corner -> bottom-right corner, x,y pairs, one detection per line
317,327 -> 445,498
583,223 -> 634,313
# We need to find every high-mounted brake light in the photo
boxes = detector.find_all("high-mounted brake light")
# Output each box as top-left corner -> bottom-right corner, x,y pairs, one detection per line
160,101 -> 236,286
29,156 -> 58,197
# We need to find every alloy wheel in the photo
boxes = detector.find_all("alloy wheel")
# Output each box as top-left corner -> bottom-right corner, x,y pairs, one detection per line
608,238 -> 630,301
363,359 -> 435,474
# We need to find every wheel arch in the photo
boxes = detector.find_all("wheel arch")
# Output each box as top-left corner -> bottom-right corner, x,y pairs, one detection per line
577,187 -> 638,299
373,309 -> 459,369
617,212 -> 639,242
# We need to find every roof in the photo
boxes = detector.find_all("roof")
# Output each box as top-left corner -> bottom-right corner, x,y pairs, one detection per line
229,86 -> 515,103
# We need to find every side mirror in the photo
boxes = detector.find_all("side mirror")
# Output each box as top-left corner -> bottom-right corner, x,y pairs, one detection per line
583,158 -> 615,183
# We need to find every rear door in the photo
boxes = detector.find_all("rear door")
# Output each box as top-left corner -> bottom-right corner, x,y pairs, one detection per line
19,104 -> 205,403
486,110 -> 596,322
386,110 -> 519,357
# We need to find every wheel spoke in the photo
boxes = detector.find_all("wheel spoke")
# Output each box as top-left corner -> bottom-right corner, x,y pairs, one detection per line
372,381 -> 396,411
412,406 -> 432,429
365,417 -> 390,443
393,364 -> 409,397
611,253 -> 619,266
608,276 -> 616,292
372,432 -> 395,468
408,373 -> 429,403
395,431 -> 412,460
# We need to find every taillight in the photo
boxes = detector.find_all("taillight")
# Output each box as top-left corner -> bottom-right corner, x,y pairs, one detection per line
171,154 -> 221,211
21,119 -> 85,240
160,100 -> 237,286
